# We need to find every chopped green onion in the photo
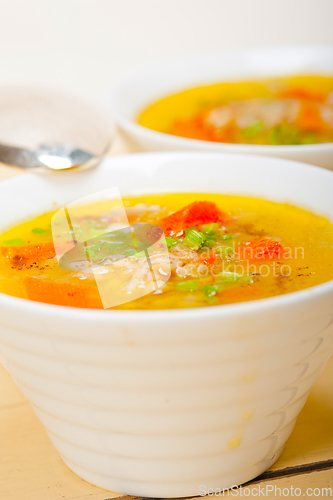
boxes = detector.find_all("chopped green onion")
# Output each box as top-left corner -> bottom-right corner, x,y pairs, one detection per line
269,124 -> 300,146
85,244 -> 102,259
183,229 -> 204,250
2,238 -> 24,245
216,272 -> 241,283
80,227 -> 109,240
203,284 -> 222,302
219,234 -> 232,241
198,223 -> 220,236
165,237 -> 181,249
124,249 -> 146,258
212,283 -> 225,293
86,241 -> 125,260
124,249 -> 137,257
203,236 -> 216,248
31,227 -> 48,235
133,251 -> 146,259
244,121 -> 265,138
216,246 -> 234,258
176,280 -> 199,292
203,272 -> 253,302
86,243 -> 101,254
216,272 -> 253,286
237,276 -> 253,286
102,241 -> 125,253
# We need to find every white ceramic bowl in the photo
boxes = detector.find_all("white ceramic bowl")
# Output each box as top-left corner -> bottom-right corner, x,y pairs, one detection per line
110,46 -> 333,169
0,152 -> 333,498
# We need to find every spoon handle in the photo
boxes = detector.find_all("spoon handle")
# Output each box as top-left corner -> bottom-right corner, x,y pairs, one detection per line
0,144 -> 42,170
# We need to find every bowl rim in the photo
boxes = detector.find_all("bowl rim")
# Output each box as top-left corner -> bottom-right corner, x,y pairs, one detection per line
110,44 -> 333,154
0,150 -> 333,323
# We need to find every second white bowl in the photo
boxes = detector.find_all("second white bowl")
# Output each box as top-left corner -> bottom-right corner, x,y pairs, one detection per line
110,46 -> 333,169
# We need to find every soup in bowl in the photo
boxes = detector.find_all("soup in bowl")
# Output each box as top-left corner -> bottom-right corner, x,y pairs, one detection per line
139,75 -> 333,146
1,192 -> 333,310
0,152 -> 333,497
110,46 -> 333,169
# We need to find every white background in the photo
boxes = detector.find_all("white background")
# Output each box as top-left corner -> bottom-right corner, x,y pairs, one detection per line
0,0 -> 332,107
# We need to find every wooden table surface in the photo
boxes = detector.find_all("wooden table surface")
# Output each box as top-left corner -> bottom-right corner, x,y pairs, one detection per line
0,135 -> 332,499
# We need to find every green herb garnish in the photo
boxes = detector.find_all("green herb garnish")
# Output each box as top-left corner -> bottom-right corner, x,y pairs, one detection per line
203,284 -> 223,302
124,249 -> 137,257
176,280 -> 200,292
31,227 -> 48,235
198,223 -> 220,236
269,124 -> 300,145
165,237 -> 181,249
134,251 -> 147,258
183,228 -> 204,250
219,234 -> 232,241
216,272 -> 241,283
2,238 -> 24,245
237,276 -> 253,285
215,272 -> 253,286
244,121 -> 265,138
203,236 -> 217,248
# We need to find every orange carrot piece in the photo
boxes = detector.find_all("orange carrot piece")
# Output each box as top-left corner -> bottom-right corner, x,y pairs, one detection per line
238,238 -> 284,261
172,115 -> 214,141
156,201 -> 227,237
24,277 -> 103,308
296,102 -> 327,133
279,87 -> 326,103
171,111 -> 236,143
1,242 -> 56,268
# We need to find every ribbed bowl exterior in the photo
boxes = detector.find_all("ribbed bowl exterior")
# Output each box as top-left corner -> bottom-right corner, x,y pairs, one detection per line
0,299 -> 333,497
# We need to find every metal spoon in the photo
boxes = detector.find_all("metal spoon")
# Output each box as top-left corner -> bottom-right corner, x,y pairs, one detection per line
0,142 -> 99,171
0,86 -> 113,172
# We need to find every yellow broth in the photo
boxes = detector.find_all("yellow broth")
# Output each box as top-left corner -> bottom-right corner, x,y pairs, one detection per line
0,193 -> 333,310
